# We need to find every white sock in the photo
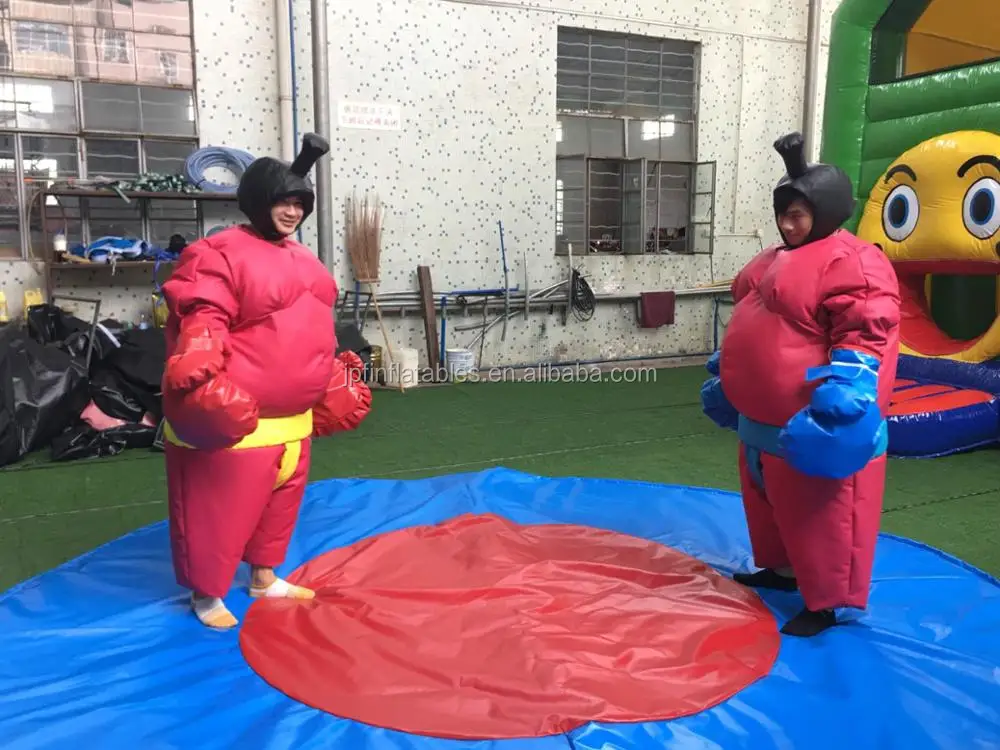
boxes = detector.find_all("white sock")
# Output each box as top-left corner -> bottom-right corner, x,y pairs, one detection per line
250,577 -> 315,599
191,595 -> 238,629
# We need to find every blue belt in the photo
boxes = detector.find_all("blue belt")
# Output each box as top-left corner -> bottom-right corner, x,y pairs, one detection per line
737,415 -> 784,458
737,414 -> 888,488
737,416 -> 780,489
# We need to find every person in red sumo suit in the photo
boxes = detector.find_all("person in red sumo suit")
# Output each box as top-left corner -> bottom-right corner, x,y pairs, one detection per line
160,133 -> 372,630
700,132 -> 901,637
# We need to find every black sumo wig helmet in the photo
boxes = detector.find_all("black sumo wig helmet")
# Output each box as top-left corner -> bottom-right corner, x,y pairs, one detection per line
772,131 -> 855,247
237,133 -> 330,241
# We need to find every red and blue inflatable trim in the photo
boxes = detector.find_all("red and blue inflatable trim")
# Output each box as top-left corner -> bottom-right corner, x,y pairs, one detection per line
888,355 -> 1000,457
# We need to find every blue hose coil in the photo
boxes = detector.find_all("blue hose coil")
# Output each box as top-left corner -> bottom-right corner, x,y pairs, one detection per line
184,146 -> 257,193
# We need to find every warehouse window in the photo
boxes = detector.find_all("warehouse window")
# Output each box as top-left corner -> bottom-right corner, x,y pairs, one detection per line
0,0 -> 198,260
554,28 -> 715,255
0,78 -> 199,259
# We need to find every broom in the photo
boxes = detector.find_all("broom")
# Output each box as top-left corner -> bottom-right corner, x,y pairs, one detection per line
344,191 -> 404,390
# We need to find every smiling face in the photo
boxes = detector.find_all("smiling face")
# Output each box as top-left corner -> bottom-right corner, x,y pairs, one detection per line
776,198 -> 815,248
857,131 -> 1000,363
270,197 -> 305,237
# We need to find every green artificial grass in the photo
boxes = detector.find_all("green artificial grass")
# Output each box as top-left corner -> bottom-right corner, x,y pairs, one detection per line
1,364 -> 998,591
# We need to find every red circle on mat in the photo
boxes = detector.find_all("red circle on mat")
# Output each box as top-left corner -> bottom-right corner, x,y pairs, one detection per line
239,513 -> 780,740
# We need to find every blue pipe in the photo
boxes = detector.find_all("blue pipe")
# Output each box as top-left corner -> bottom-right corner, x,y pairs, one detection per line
712,298 -> 719,351
439,295 -> 448,367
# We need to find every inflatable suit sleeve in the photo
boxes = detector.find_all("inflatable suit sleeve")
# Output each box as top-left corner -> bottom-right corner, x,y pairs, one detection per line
821,250 -> 900,357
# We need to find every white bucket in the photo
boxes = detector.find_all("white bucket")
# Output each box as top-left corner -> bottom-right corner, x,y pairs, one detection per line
446,348 -> 476,383
386,347 -> 420,387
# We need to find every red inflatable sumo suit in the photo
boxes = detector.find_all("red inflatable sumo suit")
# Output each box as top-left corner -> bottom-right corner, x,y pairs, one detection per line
161,134 -> 372,629
703,133 -> 901,637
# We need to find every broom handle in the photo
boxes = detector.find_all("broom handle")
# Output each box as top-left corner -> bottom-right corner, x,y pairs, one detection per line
369,282 -> 404,392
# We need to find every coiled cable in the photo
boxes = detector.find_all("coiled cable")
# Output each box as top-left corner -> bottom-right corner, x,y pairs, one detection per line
570,268 -> 596,322
184,146 -> 257,193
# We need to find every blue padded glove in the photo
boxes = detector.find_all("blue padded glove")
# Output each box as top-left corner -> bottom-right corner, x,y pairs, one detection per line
706,350 -> 722,377
701,351 -> 738,430
701,376 -> 739,430
779,348 -> 887,479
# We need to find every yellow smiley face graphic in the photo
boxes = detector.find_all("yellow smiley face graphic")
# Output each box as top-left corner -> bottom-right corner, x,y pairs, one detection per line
858,130 -> 1000,363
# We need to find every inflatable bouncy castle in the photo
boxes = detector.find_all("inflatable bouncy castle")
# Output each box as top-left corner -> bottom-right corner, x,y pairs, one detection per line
823,0 -> 1000,457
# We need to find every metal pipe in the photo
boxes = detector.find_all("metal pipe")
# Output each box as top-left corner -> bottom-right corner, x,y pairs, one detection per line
446,287 -> 519,296
523,251 -> 529,320
338,283 -> 727,310
802,0 -> 823,161
310,0 -> 333,269
439,295 -> 448,367
731,35 -> 745,234
288,0 -> 300,147
274,0 -> 295,162
452,288 -> 566,334
492,351 -> 714,372
498,221 -> 510,341
459,282 -> 572,345
286,0 -> 303,243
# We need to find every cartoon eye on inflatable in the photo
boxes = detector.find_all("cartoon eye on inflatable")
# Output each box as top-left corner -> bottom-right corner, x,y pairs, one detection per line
882,184 -> 920,242
962,177 -> 1000,240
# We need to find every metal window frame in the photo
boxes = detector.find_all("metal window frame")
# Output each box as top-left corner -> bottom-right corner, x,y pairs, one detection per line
620,156 -> 645,255
554,26 -> 707,257
687,160 -> 717,256
77,80 -> 198,139
12,20 -> 73,58
18,131 -> 81,256
555,27 -> 699,124
554,154 -> 587,255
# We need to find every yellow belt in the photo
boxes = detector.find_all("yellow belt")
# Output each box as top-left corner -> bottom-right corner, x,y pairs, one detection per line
163,410 -> 313,489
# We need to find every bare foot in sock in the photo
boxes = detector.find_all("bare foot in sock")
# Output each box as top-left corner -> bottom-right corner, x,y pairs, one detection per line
781,607 -> 837,637
733,568 -> 798,592
191,593 -> 238,630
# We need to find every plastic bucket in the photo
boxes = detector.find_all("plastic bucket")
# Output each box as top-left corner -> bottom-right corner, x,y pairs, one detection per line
446,348 -> 476,383
386,347 -> 420,387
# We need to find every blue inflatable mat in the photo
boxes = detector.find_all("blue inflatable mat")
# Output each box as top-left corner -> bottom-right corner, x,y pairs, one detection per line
1,467 -> 999,749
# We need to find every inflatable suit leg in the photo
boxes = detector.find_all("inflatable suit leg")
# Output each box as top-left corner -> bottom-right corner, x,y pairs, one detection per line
242,439 -> 312,569
756,453 -> 887,612
737,444 -> 792,571
166,440 -> 309,598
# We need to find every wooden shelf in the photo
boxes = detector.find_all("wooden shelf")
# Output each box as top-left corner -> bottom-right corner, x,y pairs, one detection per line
35,186 -> 235,299
50,259 -> 175,270
43,188 -> 237,201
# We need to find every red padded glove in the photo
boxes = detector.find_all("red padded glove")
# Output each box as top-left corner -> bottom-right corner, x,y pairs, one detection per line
163,372 -> 260,451
164,321 -> 227,394
313,351 -> 372,437
339,350 -> 364,375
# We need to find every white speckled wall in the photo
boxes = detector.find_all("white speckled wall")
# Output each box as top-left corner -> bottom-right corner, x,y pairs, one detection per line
1,0 -> 843,369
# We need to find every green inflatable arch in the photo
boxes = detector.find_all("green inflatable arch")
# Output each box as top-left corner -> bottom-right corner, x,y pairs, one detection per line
820,0 -> 1000,232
